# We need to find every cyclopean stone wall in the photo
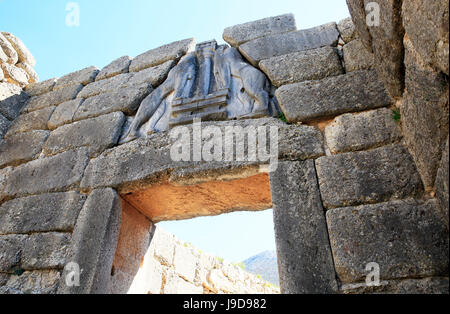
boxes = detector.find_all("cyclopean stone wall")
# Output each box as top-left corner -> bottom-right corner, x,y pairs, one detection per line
1,32 -> 37,139
0,8 -> 449,294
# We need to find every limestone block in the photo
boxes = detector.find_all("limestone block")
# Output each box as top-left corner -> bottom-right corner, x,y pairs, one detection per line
2,148 -> 89,199
24,78 -> 57,97
0,234 -> 26,272
337,17 -> 357,43
0,45 -> 8,63
24,84 -> 83,113
324,108 -> 402,154
149,226 -> 175,266
128,257 -> 163,294
0,82 -> 29,120
0,33 -> 18,64
403,0 -> 449,75
127,60 -> 174,88
73,85 -> 151,121
3,270 -> 60,294
327,199 -> 449,283
0,192 -> 86,235
435,138 -> 449,227
239,22 -> 339,66
275,70 -> 392,123
343,38 -> 375,72
53,66 -> 99,91
316,144 -> 424,209
81,118 -> 324,191
269,160 -> 337,294
0,113 -> 10,138
16,62 -> 39,83
58,188 -> 122,294
1,32 -> 36,66
43,112 -> 125,157
163,269 -> 203,294
129,38 -> 195,72
96,56 -> 132,81
173,244 -> 198,282
223,14 -> 297,47
76,73 -> 132,99
47,98 -> 84,130
346,0 -> 405,98
401,38 -> 449,189
6,106 -> 55,136
1,63 -> 29,87
259,46 -> 343,87
0,130 -> 50,168
22,232 -> 71,270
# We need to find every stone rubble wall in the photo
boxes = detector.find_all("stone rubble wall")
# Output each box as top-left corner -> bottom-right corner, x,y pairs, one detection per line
110,215 -> 279,294
0,32 -> 38,139
0,9 -> 448,294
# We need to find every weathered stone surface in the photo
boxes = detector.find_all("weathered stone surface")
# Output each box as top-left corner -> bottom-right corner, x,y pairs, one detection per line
129,38 -> 195,73
58,188 -> 121,294
337,17 -> 357,43
327,199 -> 449,283
16,62 -> 38,83
276,70 -> 392,123
163,270 -> 203,294
223,14 -> 297,47
1,63 -> 29,87
0,113 -> 10,138
0,33 -> 18,64
343,38 -> 375,72
24,84 -> 83,113
43,112 -> 125,157
76,72 -> 132,99
259,46 -> 343,87
96,56 -> 132,81
436,138 -> 449,228
128,60 -> 175,88
0,234 -> 26,272
324,108 -> 402,154
81,118 -> 324,191
0,46 -> 8,63
22,232 -> 71,269
173,244 -> 198,282
148,226 -> 175,266
403,0 -> 449,75
0,192 -> 85,235
347,0 -> 405,98
73,85 -> 151,121
53,66 -> 99,91
2,148 -> 89,199
269,160 -> 337,294
47,98 -> 84,130
0,66 -> 4,81
1,32 -> 36,66
239,22 -> 339,66
2,270 -> 60,294
6,106 -> 55,136
0,130 -> 49,168
341,277 -> 449,294
316,144 -> 423,209
24,78 -> 57,97
401,38 -> 449,189
0,82 -> 29,120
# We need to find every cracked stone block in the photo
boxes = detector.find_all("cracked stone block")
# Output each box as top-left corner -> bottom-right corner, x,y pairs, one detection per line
316,144 -> 424,209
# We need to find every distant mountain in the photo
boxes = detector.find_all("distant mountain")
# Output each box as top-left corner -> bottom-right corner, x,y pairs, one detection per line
242,250 -> 279,286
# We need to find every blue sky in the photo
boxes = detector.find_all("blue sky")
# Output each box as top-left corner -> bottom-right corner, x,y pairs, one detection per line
1,0 -> 350,262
